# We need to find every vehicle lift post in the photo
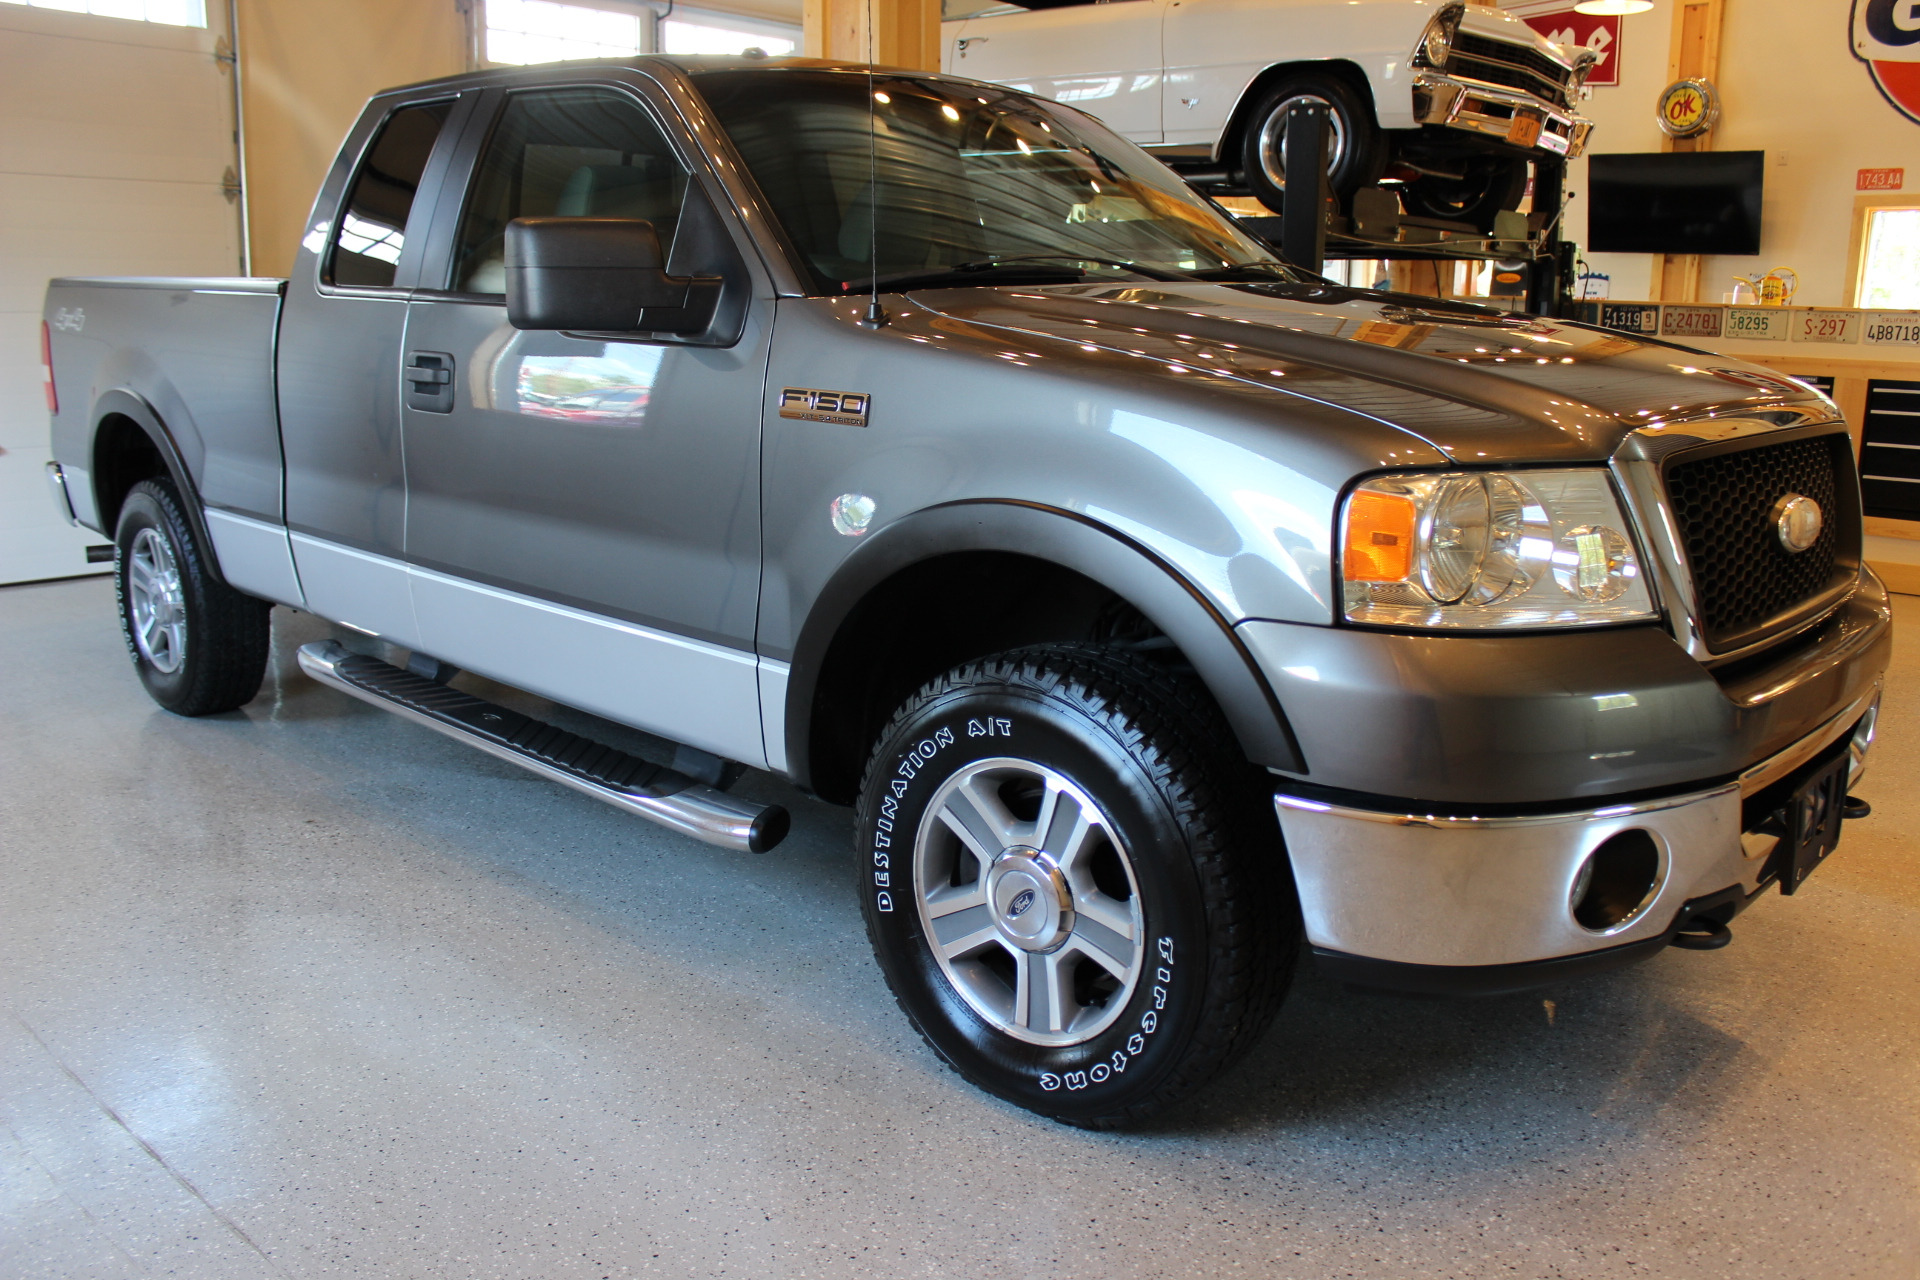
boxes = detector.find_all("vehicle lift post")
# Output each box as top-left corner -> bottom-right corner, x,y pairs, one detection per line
1280,100 -> 1330,277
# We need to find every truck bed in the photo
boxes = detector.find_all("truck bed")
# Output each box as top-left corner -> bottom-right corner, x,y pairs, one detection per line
45,276 -> 287,534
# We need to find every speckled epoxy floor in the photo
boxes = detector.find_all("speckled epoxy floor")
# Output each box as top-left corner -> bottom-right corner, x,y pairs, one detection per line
3,575 -> 1916,1280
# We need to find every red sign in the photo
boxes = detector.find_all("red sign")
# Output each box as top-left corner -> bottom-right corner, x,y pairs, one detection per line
1859,167 -> 1907,189
1855,0 -> 1920,125
1519,10 -> 1623,88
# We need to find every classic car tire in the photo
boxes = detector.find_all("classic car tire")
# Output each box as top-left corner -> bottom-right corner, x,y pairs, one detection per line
1239,72 -> 1385,216
1402,156 -> 1530,232
114,477 -> 271,716
856,644 -> 1295,1126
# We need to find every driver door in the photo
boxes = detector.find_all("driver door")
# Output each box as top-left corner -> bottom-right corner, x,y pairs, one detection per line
400,81 -> 773,767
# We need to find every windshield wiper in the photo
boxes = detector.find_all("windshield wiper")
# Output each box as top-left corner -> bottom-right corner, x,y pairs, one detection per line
843,263 -> 1091,293
1186,260 -> 1305,283
952,253 -> 1195,281
844,254 -> 1196,294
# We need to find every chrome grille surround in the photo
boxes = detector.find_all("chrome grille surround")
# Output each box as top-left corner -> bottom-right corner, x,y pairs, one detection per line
1610,410 -> 1861,665
1447,32 -> 1578,107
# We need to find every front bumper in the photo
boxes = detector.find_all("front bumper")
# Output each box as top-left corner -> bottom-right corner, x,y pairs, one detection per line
1411,71 -> 1591,159
1275,688 -> 1880,992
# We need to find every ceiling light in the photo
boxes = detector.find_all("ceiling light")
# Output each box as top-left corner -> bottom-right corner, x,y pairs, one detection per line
1573,0 -> 1654,14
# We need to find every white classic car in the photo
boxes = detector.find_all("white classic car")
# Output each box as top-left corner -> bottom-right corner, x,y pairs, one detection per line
941,0 -> 1597,229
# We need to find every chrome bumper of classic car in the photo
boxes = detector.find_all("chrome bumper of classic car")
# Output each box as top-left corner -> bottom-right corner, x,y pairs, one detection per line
1411,72 -> 1592,159
1273,686 -> 1879,984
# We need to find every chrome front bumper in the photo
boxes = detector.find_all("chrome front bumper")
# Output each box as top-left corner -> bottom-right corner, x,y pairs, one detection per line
1412,72 -> 1591,159
1275,686 -> 1880,973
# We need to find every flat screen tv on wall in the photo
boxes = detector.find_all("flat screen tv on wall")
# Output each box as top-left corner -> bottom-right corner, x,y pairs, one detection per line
1587,151 -> 1765,256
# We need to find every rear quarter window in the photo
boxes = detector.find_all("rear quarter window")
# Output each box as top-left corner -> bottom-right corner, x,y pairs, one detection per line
326,100 -> 454,288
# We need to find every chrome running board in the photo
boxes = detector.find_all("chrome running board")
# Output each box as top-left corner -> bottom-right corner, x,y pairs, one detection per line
296,640 -> 788,853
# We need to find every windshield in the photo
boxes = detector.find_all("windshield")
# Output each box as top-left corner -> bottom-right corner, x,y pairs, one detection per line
692,68 -> 1293,295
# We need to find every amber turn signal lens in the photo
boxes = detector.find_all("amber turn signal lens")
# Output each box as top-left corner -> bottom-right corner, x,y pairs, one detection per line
1344,489 -> 1416,582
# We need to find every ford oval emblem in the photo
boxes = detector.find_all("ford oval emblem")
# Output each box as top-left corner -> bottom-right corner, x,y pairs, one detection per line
1006,888 -> 1036,919
1771,493 -> 1823,554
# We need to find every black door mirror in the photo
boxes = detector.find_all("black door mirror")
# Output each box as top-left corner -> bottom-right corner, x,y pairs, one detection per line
505,217 -> 720,335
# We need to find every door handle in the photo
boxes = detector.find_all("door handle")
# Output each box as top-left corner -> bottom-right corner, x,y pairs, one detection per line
405,350 -> 456,413
956,36 -> 986,53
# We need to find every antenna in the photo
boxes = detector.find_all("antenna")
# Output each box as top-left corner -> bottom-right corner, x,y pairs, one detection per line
862,0 -> 888,327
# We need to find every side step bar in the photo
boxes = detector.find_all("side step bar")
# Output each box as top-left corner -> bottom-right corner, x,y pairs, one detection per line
296,641 -> 789,853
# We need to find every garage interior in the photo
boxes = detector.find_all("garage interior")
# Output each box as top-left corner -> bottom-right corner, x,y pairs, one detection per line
4,1 -> 1918,1276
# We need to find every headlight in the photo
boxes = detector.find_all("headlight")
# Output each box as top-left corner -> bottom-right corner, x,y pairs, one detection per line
1416,3 -> 1464,69
1340,469 -> 1656,629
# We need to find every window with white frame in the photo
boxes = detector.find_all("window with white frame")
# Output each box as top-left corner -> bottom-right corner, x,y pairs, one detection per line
1857,207 -> 1920,311
659,7 -> 797,56
485,0 -> 644,65
1,0 -> 204,25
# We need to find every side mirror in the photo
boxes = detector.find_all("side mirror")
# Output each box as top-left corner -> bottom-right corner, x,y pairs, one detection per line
505,217 -> 720,335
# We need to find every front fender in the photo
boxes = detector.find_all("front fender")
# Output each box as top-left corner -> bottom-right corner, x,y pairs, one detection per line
786,498 -> 1306,790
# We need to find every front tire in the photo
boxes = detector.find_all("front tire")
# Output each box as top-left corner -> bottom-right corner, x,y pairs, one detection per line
1239,72 -> 1385,217
114,477 -> 271,716
857,645 -> 1295,1126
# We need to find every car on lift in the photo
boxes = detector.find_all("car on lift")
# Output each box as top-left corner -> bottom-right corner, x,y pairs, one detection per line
942,0 -> 1597,229
43,56 -> 1884,1128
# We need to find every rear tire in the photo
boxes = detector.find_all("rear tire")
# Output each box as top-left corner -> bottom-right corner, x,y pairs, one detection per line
1239,72 -> 1385,217
1402,156 -> 1529,232
114,477 -> 271,716
857,644 -> 1296,1127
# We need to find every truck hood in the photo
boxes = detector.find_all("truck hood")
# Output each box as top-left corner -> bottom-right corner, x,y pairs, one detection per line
903,281 -> 1829,465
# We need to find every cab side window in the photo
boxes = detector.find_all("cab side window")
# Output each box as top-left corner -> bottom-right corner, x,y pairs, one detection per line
327,100 -> 453,288
451,89 -> 690,295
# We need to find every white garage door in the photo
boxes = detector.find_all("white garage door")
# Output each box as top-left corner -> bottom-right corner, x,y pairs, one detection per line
0,2 -> 239,585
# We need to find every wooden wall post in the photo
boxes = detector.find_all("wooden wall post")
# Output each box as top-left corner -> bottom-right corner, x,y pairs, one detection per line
1652,0 -> 1726,303
803,0 -> 941,70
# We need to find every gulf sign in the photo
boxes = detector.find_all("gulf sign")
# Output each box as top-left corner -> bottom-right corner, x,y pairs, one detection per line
1855,0 -> 1920,125
1520,11 -> 1621,88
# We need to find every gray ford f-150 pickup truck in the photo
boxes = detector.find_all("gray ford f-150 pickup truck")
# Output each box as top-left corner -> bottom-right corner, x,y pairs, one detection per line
43,56 -> 1888,1126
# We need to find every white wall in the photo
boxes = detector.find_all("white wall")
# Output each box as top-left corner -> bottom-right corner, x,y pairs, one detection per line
1545,0 -> 1920,307
0,4 -> 240,585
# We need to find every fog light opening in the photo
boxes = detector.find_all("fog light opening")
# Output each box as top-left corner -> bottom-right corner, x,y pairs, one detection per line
1571,829 -> 1663,933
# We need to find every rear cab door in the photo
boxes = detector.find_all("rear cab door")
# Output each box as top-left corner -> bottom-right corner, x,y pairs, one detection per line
277,87 -> 477,646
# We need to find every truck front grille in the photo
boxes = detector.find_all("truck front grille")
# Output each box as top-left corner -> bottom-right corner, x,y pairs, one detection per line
1447,33 -> 1575,107
1662,434 -> 1857,652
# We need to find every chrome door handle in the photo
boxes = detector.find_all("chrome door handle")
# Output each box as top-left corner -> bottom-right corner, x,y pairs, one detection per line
956,36 -> 986,53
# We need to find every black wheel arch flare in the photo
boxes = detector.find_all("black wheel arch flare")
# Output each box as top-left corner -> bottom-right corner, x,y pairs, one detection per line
88,388 -> 223,580
785,499 -> 1306,800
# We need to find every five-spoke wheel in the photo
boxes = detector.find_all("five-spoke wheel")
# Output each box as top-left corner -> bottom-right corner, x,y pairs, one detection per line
916,758 -> 1143,1046
126,525 -> 188,675
859,644 -> 1295,1127
114,476 -> 271,716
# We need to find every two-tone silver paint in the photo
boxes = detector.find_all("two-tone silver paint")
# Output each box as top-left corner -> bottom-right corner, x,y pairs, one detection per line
42,57 -> 1893,978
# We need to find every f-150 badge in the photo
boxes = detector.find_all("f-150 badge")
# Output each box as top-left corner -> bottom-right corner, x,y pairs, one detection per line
779,387 -> 869,426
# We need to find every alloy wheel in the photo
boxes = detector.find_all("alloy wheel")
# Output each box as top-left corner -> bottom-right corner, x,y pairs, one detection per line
913,757 -> 1145,1047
